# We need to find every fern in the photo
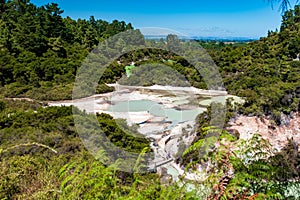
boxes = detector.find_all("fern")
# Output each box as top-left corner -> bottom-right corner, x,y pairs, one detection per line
133,147 -> 149,173
182,138 -> 205,157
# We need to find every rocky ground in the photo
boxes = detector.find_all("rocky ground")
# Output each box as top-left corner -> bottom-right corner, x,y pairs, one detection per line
227,113 -> 300,150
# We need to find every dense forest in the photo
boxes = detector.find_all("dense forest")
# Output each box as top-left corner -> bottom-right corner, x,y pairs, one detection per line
1,0 -> 300,199
213,5 -> 300,122
0,0 -> 132,100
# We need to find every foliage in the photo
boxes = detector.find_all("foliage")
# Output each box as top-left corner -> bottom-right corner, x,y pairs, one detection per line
0,0 -> 133,100
205,5 -> 300,123
268,0 -> 300,13
96,113 -> 150,153
58,151 -> 198,199
181,127 -> 300,199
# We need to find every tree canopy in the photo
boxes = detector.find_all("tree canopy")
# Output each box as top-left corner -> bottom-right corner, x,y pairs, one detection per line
0,0 -> 133,100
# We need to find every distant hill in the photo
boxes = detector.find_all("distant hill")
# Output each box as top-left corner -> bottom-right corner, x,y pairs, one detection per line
143,35 -> 257,42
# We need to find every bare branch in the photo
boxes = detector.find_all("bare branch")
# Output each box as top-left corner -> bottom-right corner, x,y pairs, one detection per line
0,142 -> 58,154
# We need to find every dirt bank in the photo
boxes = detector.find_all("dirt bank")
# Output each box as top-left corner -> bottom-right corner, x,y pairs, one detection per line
227,113 -> 300,150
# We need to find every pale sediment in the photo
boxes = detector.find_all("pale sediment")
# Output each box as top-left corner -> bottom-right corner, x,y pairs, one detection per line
46,84 -> 239,182
227,113 -> 300,150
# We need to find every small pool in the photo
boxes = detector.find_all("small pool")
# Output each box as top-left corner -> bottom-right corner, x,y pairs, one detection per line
167,166 -> 180,181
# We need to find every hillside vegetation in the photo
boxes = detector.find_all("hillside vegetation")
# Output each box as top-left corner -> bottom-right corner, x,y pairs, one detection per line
0,0 -> 132,100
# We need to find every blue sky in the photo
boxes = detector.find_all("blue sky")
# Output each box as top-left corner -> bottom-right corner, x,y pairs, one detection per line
31,0 -> 298,38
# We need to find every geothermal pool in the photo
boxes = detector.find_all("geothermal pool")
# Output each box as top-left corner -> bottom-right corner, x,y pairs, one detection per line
108,99 -> 206,129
